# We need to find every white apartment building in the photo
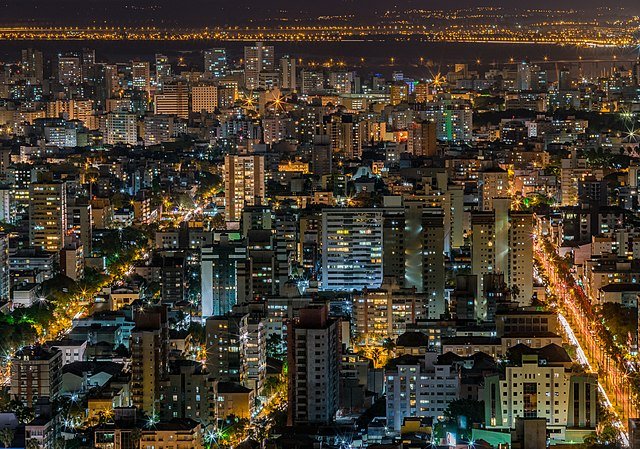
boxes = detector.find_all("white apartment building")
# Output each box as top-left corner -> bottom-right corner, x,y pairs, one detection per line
385,352 -> 460,432
484,344 -> 597,443
104,112 -> 137,146
321,208 -> 384,292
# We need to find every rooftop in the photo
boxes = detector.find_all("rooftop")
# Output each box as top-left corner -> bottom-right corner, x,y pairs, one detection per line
217,381 -> 252,394
396,331 -> 429,347
14,345 -> 60,361
599,283 -> 640,293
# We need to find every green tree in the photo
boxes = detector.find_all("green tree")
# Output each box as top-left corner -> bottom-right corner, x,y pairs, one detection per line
0,428 -> 14,448
442,399 -> 485,440
600,302 -> 637,345
266,334 -> 284,360
583,425 -> 621,449
510,284 -> 521,302
382,338 -> 396,352
131,427 -> 142,447
210,214 -> 226,230
582,402 -> 621,449
188,322 -> 206,345
0,400 -> 34,424
227,417 -> 250,443
54,437 -> 66,449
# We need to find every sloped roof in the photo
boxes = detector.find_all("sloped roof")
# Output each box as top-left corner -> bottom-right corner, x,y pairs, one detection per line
396,331 -> 429,347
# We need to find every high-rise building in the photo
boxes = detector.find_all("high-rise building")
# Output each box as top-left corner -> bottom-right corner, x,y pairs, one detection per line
83,51 -> 102,89
104,111 -> 138,146
242,306 -> 267,393
160,254 -> 186,305
422,212 -> 447,318
311,136 -> 332,176
191,84 -> 218,113
241,206 -> 273,237
21,48 -> 44,82
201,238 -> 248,317
159,361 -> 216,426
205,314 -> 246,383
483,344 -> 597,442
131,61 -> 151,96
8,164 -> 34,211
353,277 -> 424,343
244,42 -> 275,90
494,198 -> 511,278
10,346 -> 62,408
154,82 -> 189,119
155,54 -> 172,86
479,167 -> 509,211
81,47 -> 96,74
29,182 -> 67,252
508,211 -> 534,305
46,99 -> 96,126
67,201 -> 92,257
60,241 -> 84,281
560,150 -> 592,206
244,229 -> 276,300
262,115 -> 291,144
0,188 -> 10,225
328,71 -> 354,94
530,65 -> 548,91
209,303 -> 269,394
471,211 -> 496,321
43,122 -> 79,148
385,352 -> 460,431
0,148 -> 10,179
383,204 -> 446,319
301,70 -> 324,94
419,101 -> 473,142
559,67 -> 572,91
449,185 -> 465,250
258,71 -> 280,91
407,120 -> 437,157
58,55 -> 82,86
142,114 -> 175,147
273,211 -> 298,294
321,208 -> 384,291
452,274 -> 478,320
482,273 -> 511,322
204,48 -> 227,78
325,114 -> 362,159
104,64 -> 121,97
217,81 -> 238,109
130,307 -> 169,416
516,61 -> 532,91
224,155 -> 266,223
280,56 -> 297,91
471,209 -> 534,320
390,82 -> 409,105
287,304 -> 340,425
414,82 -> 431,103
0,234 -> 8,301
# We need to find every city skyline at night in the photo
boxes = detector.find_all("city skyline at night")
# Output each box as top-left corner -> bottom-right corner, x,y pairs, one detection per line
0,2 -> 639,449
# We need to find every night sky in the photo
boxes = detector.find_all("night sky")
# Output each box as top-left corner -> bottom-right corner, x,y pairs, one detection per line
1,0 -> 639,26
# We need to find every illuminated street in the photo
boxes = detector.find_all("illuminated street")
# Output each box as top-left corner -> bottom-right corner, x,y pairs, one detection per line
535,233 -> 636,444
